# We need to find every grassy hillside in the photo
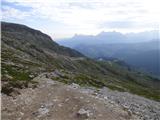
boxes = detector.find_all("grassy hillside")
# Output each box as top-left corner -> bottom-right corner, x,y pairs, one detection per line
1,22 -> 160,101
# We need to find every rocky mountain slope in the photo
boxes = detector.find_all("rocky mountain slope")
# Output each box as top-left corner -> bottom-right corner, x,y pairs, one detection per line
1,22 -> 160,119
2,73 -> 160,120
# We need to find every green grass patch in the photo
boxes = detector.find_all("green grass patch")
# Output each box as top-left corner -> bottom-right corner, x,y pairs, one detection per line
2,64 -> 31,81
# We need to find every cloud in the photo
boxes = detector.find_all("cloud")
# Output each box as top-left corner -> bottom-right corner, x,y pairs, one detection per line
1,0 -> 160,38
2,0 -> 32,11
2,6 -> 31,20
100,21 -> 135,29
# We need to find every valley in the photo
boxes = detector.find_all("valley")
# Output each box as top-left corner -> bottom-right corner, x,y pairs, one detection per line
1,22 -> 160,120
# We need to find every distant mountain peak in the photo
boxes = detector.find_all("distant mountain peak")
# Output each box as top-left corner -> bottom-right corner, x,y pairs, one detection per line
97,31 -> 124,37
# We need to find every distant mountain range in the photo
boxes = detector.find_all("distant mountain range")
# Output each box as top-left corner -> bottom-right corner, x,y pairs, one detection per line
57,31 -> 160,76
57,30 -> 159,47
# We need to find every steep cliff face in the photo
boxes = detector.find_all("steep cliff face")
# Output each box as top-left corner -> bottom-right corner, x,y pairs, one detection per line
1,22 -> 160,102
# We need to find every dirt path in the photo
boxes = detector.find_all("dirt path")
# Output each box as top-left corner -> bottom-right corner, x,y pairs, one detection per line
2,74 -> 139,120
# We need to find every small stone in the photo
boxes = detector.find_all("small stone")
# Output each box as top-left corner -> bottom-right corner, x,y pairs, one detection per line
29,74 -> 35,78
104,96 -> 108,100
4,74 -> 13,79
38,107 -> 49,117
4,70 -> 8,73
20,112 -> 24,116
53,99 -> 58,102
98,114 -> 102,117
70,83 -> 80,89
80,96 -> 84,99
40,105 -> 45,108
65,98 -> 69,102
58,103 -> 63,107
77,108 -> 91,119
86,100 -> 90,103
127,110 -> 132,116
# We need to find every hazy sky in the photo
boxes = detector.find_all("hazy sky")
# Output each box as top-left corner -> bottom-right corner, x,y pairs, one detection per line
1,0 -> 160,39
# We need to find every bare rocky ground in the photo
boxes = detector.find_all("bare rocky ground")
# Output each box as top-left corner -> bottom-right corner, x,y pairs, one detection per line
2,73 -> 160,120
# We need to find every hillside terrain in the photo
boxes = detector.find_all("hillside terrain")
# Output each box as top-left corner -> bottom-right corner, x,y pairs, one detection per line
1,22 -> 160,119
2,73 -> 160,120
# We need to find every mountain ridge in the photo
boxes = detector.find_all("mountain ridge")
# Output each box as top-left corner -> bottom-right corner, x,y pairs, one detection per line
2,22 -> 84,58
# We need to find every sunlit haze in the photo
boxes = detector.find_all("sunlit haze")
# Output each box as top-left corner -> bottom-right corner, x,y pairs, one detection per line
2,0 -> 160,39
